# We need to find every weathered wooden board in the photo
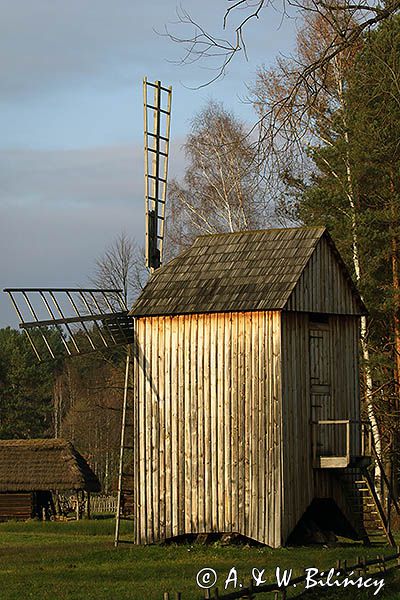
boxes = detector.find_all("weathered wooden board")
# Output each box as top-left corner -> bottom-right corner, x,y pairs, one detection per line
286,236 -> 361,315
280,312 -> 361,543
0,493 -> 32,520
132,310 -> 283,547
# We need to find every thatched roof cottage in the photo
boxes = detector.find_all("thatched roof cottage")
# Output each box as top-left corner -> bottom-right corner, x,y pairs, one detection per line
0,439 -> 100,520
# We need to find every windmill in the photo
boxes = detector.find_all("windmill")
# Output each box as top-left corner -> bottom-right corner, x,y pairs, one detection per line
3,78 -> 172,546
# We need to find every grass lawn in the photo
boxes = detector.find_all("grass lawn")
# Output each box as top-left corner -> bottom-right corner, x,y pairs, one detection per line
0,518 -> 400,599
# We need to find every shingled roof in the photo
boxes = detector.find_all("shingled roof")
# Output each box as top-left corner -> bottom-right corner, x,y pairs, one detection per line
0,439 -> 101,493
132,227 -> 364,317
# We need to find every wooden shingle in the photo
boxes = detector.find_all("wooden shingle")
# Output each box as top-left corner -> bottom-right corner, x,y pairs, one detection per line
131,227 -> 366,317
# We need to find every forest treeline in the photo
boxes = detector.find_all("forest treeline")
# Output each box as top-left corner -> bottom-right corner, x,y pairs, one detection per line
1,12 -> 399,491
0,327 -> 125,491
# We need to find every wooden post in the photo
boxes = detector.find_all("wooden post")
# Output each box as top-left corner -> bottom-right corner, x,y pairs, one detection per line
76,493 -> 80,521
312,422 -> 317,464
381,555 -> 386,573
363,557 -> 367,573
163,593 -> 169,600
361,423 -> 365,456
114,348 -> 131,547
86,491 -> 91,520
356,556 -> 361,577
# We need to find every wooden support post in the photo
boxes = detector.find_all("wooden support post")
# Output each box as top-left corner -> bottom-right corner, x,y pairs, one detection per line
75,493 -> 80,521
163,593 -> 169,600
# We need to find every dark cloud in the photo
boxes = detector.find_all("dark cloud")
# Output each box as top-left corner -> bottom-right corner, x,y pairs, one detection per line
0,141 -> 186,327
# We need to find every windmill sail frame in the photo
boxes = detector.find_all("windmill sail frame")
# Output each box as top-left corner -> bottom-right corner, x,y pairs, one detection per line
143,78 -> 172,272
4,287 -> 134,361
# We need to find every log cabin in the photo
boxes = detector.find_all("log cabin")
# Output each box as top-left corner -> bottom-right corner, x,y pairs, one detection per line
0,439 -> 101,520
128,226 -> 388,547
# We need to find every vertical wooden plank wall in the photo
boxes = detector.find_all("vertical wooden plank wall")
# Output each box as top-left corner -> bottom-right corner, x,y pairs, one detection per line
281,312 -> 313,542
286,237 -> 361,315
280,313 -> 361,543
132,311 -> 283,547
313,315 -> 361,506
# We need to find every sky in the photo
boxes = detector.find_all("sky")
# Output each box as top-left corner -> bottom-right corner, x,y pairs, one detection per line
0,0 -> 297,327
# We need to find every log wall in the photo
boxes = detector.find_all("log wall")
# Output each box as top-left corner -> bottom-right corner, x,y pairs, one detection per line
0,493 -> 32,520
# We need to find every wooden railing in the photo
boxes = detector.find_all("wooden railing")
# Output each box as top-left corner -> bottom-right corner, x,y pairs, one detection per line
311,419 -> 351,468
361,420 -> 373,457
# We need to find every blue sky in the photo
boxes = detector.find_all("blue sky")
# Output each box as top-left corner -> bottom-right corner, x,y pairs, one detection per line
0,0 -> 296,327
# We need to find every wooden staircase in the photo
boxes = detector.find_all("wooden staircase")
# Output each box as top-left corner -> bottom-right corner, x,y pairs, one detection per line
354,468 -> 395,546
313,419 -> 400,546
339,459 -> 400,546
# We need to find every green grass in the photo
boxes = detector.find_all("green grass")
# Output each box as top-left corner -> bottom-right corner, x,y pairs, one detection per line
0,519 -> 400,599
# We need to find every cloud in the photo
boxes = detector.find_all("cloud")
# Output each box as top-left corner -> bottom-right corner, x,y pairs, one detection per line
0,0 -> 296,100
0,145 -> 141,206
0,0 -> 173,98
0,141 -> 186,327
0,140 -> 185,206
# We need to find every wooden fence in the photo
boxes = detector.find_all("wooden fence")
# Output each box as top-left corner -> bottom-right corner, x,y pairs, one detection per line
163,548 -> 400,599
90,495 -> 117,514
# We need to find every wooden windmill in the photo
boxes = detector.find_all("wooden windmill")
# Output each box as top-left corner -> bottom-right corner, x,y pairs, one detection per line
4,79 -> 398,549
3,78 -> 172,546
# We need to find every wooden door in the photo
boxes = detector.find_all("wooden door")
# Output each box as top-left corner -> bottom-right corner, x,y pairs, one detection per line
309,318 -> 334,456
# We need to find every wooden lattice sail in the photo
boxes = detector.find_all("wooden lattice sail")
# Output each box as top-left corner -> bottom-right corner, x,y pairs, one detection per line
4,287 -> 134,361
143,78 -> 172,272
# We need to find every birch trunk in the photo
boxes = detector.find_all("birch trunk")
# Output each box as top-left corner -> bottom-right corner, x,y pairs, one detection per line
390,175 -> 400,499
335,64 -> 382,479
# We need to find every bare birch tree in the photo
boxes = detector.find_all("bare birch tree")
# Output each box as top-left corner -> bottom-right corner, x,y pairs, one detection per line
168,101 -> 270,252
91,232 -> 148,307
